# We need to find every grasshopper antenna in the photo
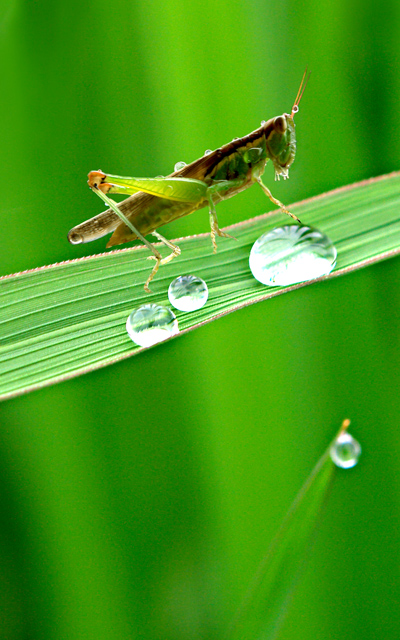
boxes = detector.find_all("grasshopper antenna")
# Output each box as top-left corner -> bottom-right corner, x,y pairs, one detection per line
291,67 -> 310,118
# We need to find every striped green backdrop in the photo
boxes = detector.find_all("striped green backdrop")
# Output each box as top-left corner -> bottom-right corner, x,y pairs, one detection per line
1,1 -> 399,638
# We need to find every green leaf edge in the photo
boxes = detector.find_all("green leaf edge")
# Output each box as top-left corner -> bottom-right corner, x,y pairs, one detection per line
226,420 -> 350,640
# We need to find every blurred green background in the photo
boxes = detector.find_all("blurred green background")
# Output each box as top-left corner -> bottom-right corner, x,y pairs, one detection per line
1,0 -> 400,638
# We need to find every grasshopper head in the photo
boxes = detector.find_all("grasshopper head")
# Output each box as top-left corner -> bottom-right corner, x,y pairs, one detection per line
266,69 -> 309,181
267,113 -> 297,181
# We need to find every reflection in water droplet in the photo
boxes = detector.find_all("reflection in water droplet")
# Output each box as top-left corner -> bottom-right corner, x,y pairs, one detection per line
330,432 -> 361,469
204,149 -> 212,155
249,225 -> 337,287
126,304 -> 178,347
174,161 -> 186,171
168,275 -> 208,312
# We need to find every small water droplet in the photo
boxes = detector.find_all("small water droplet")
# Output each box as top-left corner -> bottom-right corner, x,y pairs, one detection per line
232,137 -> 239,141
168,275 -> 208,312
174,161 -> 186,172
249,225 -> 337,287
204,149 -> 212,156
260,120 -> 266,126
126,304 -> 178,347
155,175 -> 165,179
330,432 -> 361,469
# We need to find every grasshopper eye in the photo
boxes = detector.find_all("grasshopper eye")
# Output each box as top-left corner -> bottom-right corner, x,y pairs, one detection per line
273,116 -> 287,134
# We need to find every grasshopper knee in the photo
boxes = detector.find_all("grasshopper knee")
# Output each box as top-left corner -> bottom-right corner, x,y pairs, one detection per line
88,170 -> 111,193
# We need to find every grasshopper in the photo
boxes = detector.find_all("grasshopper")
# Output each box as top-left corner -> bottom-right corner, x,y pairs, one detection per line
68,71 -> 309,292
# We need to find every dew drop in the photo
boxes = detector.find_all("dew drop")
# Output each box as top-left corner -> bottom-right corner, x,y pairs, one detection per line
174,161 -> 186,172
260,120 -> 266,126
126,304 -> 178,347
249,225 -> 337,287
330,432 -> 361,469
168,275 -> 208,312
204,149 -> 212,156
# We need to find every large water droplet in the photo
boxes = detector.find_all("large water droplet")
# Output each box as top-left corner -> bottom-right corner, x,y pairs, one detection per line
168,275 -> 208,312
260,120 -> 266,126
126,304 -> 178,347
204,149 -> 212,156
249,225 -> 337,287
330,432 -> 361,469
174,161 -> 186,172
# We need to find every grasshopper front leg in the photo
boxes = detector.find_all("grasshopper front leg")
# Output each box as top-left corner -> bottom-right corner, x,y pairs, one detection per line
256,176 -> 301,224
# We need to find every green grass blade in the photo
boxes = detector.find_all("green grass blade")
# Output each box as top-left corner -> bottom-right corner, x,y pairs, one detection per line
226,421 -> 352,640
1,171 -> 400,400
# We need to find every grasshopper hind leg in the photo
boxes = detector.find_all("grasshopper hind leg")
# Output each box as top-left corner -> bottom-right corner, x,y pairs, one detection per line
88,184 -> 183,292
144,231 -> 181,293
